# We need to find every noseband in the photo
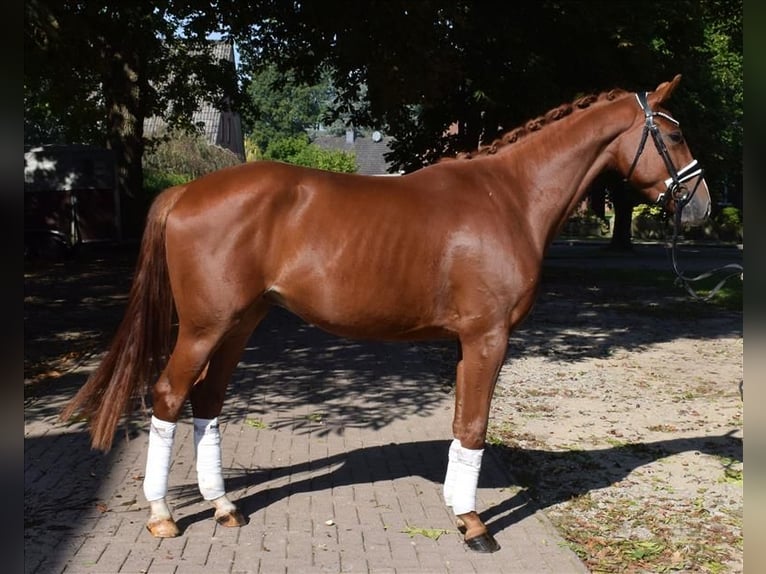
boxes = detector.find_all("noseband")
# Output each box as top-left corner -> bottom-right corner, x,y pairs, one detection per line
624,92 -> 704,210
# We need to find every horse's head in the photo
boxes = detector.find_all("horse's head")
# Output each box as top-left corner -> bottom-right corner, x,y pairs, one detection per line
619,75 -> 711,226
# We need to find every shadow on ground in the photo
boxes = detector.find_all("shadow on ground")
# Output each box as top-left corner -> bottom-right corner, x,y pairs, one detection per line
24,242 -> 742,572
162,432 -> 741,537
24,242 -> 742,426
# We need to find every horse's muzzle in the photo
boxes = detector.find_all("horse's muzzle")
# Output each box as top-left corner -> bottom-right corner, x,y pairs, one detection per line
678,177 -> 711,226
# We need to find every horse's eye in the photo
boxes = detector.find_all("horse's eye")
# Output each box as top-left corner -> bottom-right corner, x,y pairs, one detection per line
667,131 -> 684,144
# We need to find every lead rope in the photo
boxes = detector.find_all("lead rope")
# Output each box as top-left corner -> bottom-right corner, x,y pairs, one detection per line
668,207 -> 743,301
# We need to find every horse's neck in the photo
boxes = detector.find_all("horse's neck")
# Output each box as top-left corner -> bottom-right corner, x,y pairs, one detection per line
496,99 -> 634,251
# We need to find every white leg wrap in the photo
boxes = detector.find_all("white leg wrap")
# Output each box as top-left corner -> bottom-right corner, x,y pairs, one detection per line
143,416 -> 176,502
148,498 -> 172,521
211,494 -> 238,517
443,438 -> 484,516
194,417 -> 226,501
443,439 -> 460,507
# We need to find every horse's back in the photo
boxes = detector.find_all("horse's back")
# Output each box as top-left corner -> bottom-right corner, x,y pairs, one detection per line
163,160 -> 541,340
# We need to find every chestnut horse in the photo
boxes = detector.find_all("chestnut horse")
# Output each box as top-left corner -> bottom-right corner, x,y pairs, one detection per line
61,75 -> 710,552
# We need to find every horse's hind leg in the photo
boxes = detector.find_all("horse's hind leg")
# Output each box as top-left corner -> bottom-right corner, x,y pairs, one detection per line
444,328 -> 508,553
189,314 -> 267,528
144,325 -> 221,537
143,303 -> 269,537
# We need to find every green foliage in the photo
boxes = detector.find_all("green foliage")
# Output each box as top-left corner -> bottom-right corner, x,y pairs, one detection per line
25,0 -> 252,236
717,206 -> 742,226
245,63 -> 336,153
144,129 -> 242,178
143,129 -> 242,198
628,203 -> 745,243
244,137 -> 261,162
262,134 -> 312,162
400,525 -> 452,541
237,1 -> 742,204
632,204 -> 666,221
561,209 -> 610,238
629,203 -> 742,243
262,134 -> 357,173
143,171 -> 191,200
713,206 -> 743,242
242,61 -> 357,173
245,418 -> 269,429
25,3 -> 250,149
298,146 -> 358,173
243,63 -> 357,172
631,204 -> 670,241
27,0 -> 742,224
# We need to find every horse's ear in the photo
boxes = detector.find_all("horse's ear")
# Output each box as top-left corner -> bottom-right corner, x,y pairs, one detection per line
650,74 -> 682,105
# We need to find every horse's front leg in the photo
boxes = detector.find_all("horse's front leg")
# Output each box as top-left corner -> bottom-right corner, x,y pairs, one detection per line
444,329 -> 508,553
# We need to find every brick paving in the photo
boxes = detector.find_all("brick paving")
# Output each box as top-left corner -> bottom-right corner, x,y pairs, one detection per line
25,307 -> 588,574
25,240 -> 743,573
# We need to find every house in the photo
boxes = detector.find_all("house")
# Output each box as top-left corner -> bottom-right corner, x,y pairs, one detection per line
312,128 -> 401,176
144,40 -> 246,161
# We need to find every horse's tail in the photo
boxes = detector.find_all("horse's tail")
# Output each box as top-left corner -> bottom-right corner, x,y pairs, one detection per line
60,184 -> 187,452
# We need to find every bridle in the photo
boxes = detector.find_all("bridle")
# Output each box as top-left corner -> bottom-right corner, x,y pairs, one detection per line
624,92 -> 742,301
624,92 -> 704,210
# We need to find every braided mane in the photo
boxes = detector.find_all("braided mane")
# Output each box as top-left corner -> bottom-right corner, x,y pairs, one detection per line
447,88 -> 629,161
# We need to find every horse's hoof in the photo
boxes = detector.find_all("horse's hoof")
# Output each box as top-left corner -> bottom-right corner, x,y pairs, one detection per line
146,518 -> 180,538
465,532 -> 501,553
215,509 -> 247,527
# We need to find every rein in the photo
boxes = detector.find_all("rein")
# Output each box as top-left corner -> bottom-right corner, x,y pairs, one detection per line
668,208 -> 743,302
626,92 -> 743,302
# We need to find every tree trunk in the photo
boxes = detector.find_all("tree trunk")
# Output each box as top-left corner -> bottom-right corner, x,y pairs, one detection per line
103,46 -> 147,240
588,185 -> 606,220
609,182 -> 636,251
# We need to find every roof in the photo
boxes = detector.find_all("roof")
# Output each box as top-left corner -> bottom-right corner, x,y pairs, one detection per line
144,104 -> 223,145
312,130 -> 399,176
191,41 -> 237,145
144,40 -> 244,159
209,40 -> 235,62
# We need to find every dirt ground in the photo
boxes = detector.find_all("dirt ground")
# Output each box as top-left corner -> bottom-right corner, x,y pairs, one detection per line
24,241 -> 743,573
489,243 -> 743,573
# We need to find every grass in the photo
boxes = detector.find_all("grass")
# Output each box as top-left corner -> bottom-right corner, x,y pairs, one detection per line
717,456 -> 743,485
306,411 -> 325,423
543,266 -> 742,312
400,525 -> 453,541
245,418 -> 269,429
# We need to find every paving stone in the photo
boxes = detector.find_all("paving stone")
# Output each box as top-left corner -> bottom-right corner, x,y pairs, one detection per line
25,308 -> 588,573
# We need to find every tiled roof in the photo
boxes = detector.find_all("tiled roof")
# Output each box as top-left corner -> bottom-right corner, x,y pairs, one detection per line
143,104 -> 220,145
312,130 -> 399,175
144,40 -> 244,160
209,40 -> 235,62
